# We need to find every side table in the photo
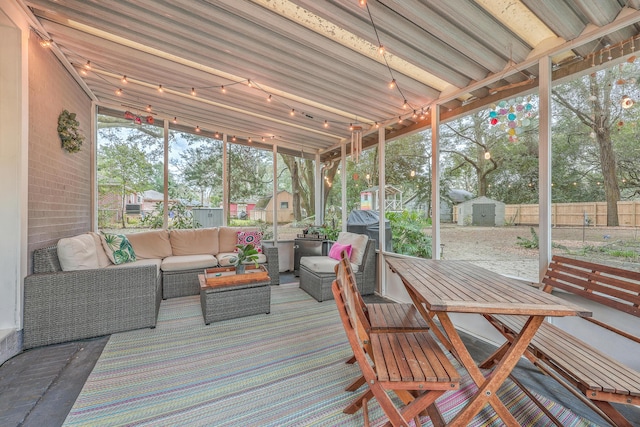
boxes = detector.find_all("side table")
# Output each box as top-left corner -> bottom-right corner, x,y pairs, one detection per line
198,274 -> 271,325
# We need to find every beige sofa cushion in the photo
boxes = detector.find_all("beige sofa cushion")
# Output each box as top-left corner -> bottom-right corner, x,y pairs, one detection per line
217,252 -> 267,267
107,258 -> 162,275
218,227 -> 259,253
169,228 -> 219,256
127,230 -> 172,259
300,256 -> 359,274
161,254 -> 218,272
57,234 -> 100,271
336,232 -> 369,266
87,232 -> 112,268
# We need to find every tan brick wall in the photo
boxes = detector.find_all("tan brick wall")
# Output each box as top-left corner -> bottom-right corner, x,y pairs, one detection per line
27,35 -> 92,271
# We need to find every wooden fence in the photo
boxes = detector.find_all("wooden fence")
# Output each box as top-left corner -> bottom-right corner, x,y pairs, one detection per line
504,201 -> 640,227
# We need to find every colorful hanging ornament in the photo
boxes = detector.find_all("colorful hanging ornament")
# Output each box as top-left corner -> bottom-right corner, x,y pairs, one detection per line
488,96 -> 535,139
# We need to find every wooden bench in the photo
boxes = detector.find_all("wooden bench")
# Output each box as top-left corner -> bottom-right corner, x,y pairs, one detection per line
333,258 -> 459,426
482,255 -> 640,427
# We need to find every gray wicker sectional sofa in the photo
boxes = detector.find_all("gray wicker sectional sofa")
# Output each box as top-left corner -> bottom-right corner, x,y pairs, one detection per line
23,227 -> 278,349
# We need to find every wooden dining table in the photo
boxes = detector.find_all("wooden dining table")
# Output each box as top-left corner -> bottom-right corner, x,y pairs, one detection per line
385,257 -> 592,427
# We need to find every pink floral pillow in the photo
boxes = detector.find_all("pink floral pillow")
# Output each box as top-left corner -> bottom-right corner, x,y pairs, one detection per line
328,242 -> 352,261
236,231 -> 263,253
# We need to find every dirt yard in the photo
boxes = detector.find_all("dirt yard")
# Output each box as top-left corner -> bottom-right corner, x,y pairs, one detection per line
439,224 -> 640,279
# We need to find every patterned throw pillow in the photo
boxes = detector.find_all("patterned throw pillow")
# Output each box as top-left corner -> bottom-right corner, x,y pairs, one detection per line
100,232 -> 137,265
236,231 -> 263,253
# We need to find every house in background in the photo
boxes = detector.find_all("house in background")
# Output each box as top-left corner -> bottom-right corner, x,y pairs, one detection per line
230,200 -> 257,219
360,185 -> 403,212
251,190 -> 294,223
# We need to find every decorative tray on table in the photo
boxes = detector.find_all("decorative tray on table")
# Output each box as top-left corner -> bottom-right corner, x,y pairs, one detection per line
203,265 -> 269,287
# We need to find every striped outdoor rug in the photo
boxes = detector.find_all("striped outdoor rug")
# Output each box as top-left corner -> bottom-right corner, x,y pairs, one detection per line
63,286 -> 599,426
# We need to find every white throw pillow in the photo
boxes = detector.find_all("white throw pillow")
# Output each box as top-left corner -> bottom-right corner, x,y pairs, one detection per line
336,232 -> 369,266
57,234 -> 100,271
87,232 -> 113,268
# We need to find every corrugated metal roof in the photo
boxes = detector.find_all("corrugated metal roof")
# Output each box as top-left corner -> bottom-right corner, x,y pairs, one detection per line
22,0 -> 640,160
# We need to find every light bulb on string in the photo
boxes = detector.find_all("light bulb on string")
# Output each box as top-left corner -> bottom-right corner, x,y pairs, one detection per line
79,68 -> 87,76
398,116 -> 403,123
173,117 -> 177,124
232,136 -> 236,142
248,137 -> 252,143
121,75 -> 128,84
191,87 -> 196,96
220,85 -> 226,93
290,109 -> 295,116
388,79 -> 396,89
215,132 -> 220,138
261,137 -> 265,142
146,105 -> 152,112
195,126 -> 200,133
484,151 -> 491,160
247,79 -> 252,87
84,61 -> 92,70
402,100 -> 408,109
323,120 -> 329,128
39,38 -> 52,48
378,45 -> 385,55
115,88 -> 122,95
375,122 -> 379,128
267,94 -> 272,102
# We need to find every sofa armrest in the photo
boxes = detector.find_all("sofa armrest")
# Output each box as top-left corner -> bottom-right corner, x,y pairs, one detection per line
23,264 -> 159,349
263,246 -> 280,285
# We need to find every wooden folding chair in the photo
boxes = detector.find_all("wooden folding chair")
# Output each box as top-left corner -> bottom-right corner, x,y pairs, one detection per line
332,260 -> 460,427
334,255 -> 432,394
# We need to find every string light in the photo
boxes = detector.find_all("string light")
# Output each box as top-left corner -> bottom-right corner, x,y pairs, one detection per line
388,79 -> 396,89
375,121 -> 379,128
79,68 -> 87,76
121,75 -> 128,84
290,109 -> 295,116
115,88 -> 122,95
191,87 -> 196,96
215,131 -> 220,138
232,136 -> 236,141
248,137 -> 252,143
173,117 -> 177,124
146,105 -> 152,112
267,94 -> 272,102
220,85 -> 226,93
261,137 -> 266,142
378,44 -> 385,55
412,110 -> 418,118
39,38 -> 52,48
324,120 -> 329,128
158,84 -> 164,92
84,61 -> 92,70
247,79 -> 253,87
402,100 -> 408,109
195,125 -> 200,132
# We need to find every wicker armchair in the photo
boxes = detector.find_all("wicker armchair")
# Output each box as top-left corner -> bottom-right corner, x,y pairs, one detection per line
299,239 -> 376,302
23,247 -> 161,349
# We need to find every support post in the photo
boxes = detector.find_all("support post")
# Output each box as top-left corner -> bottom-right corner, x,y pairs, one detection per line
378,127 -> 386,295
272,144 -> 278,242
431,106 -> 441,259
222,134 -> 228,226
539,55 -> 552,281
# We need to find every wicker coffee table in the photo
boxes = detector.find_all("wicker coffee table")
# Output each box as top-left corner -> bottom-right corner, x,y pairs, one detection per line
198,268 -> 271,325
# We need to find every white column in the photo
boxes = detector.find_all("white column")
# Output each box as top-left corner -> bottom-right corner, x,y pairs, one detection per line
341,141 -> 347,231
315,152 -> 322,226
163,119 -> 169,228
272,144 -> 278,242
378,127 -> 386,295
0,8 -> 28,333
222,134 -> 228,226
431,106 -> 441,259
91,101 -> 97,231
539,56 -> 552,281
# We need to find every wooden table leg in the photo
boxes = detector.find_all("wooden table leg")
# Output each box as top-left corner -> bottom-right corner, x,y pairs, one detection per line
437,313 -> 545,427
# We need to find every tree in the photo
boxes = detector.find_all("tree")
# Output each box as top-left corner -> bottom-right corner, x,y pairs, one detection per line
551,66 -> 637,226
97,141 -> 154,227
440,111 -> 503,197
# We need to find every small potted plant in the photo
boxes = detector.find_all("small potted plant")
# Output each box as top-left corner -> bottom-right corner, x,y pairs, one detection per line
230,243 -> 260,274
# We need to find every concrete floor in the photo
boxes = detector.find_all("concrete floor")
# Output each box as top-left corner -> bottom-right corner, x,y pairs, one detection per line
1,277 -> 639,427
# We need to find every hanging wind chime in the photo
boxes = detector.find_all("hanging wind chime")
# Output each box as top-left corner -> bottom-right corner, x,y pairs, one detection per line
351,124 -> 363,163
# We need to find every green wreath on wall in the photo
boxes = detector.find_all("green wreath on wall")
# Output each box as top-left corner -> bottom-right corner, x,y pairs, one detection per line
57,110 -> 85,153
